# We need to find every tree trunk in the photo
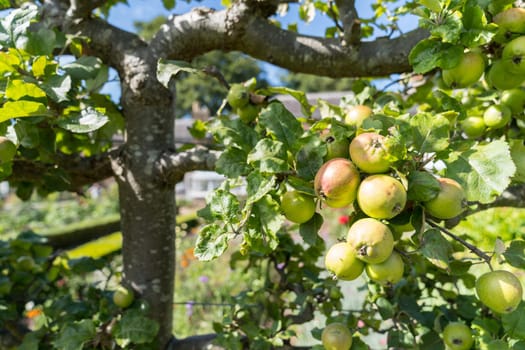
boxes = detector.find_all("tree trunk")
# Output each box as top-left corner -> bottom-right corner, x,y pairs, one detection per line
113,57 -> 176,347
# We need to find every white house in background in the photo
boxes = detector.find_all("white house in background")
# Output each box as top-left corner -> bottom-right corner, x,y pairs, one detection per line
177,91 -> 353,200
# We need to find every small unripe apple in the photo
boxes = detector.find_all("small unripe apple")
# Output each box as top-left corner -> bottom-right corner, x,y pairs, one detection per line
281,190 -> 316,224
321,323 -> 353,350
502,36 -> 525,75
501,88 -> 525,117
347,218 -> 394,264
460,115 -> 486,138
344,105 -> 372,127
357,175 -> 407,219
494,8 -> 525,34
227,83 -> 250,109
349,132 -> 392,173
365,251 -> 404,285
113,285 -> 135,308
442,51 -> 485,88
324,242 -> 365,281
424,177 -> 466,220
486,60 -> 525,90
442,322 -> 474,350
483,104 -> 512,129
476,270 -> 522,314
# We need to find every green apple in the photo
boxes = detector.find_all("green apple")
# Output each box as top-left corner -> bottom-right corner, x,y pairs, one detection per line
347,218 -> 394,264
0,136 -> 16,163
349,132 -> 392,174
476,270 -> 522,314
315,158 -> 361,208
323,132 -> 350,160
281,190 -> 316,224
324,242 -> 365,281
357,175 -> 407,219
442,322 -> 474,350
486,60 -> 525,90
227,83 -> 250,109
483,104 -> 512,129
321,322 -> 353,350
494,8 -> 525,34
501,88 -> 525,116
424,177 -> 466,220
460,115 -> 486,138
442,51 -> 485,88
502,36 -> 525,75
344,105 -> 372,127
113,285 -> 135,308
365,251 -> 404,285
237,103 -> 259,123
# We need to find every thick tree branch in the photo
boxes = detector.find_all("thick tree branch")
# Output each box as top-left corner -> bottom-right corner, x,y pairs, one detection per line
335,0 -> 360,45
150,3 -> 428,78
10,150 -> 116,192
157,145 -> 221,185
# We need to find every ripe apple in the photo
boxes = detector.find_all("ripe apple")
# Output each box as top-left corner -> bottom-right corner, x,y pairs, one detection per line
0,136 -> 17,163
281,190 -> 316,224
502,36 -> 525,75
349,132 -> 392,173
324,242 -> 365,281
344,105 -> 372,127
442,51 -> 485,88
424,177 -> 466,220
476,270 -> 522,314
227,83 -> 250,109
356,175 -> 407,219
321,322 -> 353,350
322,132 -> 350,160
365,251 -> 404,285
494,8 -> 525,35
113,285 -> 135,308
486,60 -> 525,90
483,104 -> 512,129
314,158 -> 361,208
442,322 -> 474,350
347,218 -> 394,264
460,115 -> 486,138
501,88 -> 525,117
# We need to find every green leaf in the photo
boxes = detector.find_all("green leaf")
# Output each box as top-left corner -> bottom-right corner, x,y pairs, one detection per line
502,302 -> 525,340
295,135 -> 325,181
194,224 -> 231,261
407,171 -> 441,202
63,56 -> 103,80
409,112 -> 450,152
247,138 -> 288,173
6,80 -> 46,101
0,100 -> 50,122
245,172 -> 276,207
215,148 -> 250,178
162,0 -> 175,10
210,188 -> 240,222
245,195 -> 282,253
510,139 -> 525,183
376,297 -> 395,319
299,212 -> 323,246
26,27 -> 56,56
57,108 -> 109,133
259,102 -> 304,152
420,228 -> 451,270
257,87 -> 313,117
445,140 -> 516,203
157,59 -> 202,88
409,39 -> 463,74
53,319 -> 96,350
113,310 -> 160,347
42,75 -> 72,103
0,4 -> 38,48
208,117 -> 258,151
503,240 -> 525,270
430,11 -> 463,43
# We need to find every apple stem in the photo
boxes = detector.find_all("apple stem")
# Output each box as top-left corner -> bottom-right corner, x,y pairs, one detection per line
425,219 -> 492,265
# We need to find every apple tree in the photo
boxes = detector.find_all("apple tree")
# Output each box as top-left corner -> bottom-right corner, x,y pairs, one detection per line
1,0 -> 525,349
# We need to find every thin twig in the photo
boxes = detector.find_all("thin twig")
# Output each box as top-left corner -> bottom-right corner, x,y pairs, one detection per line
426,219 -> 492,266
